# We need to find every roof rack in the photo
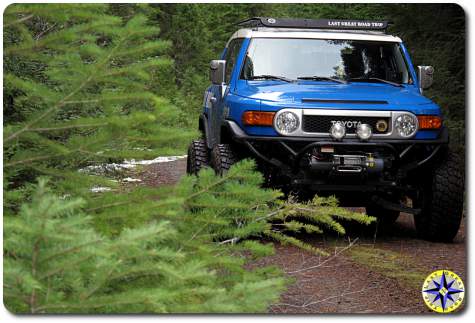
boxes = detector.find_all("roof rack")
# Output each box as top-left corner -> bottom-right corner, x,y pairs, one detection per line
237,17 -> 391,32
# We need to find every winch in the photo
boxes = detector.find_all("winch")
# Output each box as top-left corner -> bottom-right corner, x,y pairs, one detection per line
309,152 -> 384,175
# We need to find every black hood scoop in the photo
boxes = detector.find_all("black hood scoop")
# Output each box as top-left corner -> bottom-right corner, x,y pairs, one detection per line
302,98 -> 388,104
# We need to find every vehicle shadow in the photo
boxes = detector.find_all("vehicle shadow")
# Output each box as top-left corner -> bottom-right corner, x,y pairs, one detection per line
295,210 -> 465,247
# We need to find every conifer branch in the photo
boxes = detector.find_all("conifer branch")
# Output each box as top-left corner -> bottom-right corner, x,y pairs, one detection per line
4,24 -> 132,144
29,239 -> 41,313
26,123 -> 108,133
5,14 -> 34,27
3,291 -> 30,304
86,201 -> 133,212
177,223 -> 209,253
30,200 -> 53,313
35,23 -> 57,40
81,266 -> 119,300
5,150 -> 79,167
184,172 -> 240,203
3,75 -> 94,143
39,239 -> 104,264
35,299 -> 146,312
39,255 -> 95,280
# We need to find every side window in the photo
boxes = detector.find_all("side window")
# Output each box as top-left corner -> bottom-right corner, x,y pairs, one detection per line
224,38 -> 243,84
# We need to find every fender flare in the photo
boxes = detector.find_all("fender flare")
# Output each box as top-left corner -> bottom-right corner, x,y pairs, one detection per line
199,113 -> 213,149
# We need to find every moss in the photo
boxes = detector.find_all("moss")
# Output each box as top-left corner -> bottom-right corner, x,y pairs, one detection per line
348,246 -> 427,289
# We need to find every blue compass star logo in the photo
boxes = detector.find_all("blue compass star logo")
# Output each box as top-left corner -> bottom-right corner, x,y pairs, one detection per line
422,271 -> 464,312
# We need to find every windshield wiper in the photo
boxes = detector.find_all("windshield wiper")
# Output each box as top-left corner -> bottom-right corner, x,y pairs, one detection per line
348,77 -> 403,88
297,76 -> 348,84
248,75 -> 295,83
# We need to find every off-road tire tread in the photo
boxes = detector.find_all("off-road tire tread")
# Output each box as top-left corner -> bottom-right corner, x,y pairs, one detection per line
415,152 -> 464,242
186,139 -> 209,175
211,144 -> 237,175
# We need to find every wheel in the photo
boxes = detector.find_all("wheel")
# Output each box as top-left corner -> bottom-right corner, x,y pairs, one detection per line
414,151 -> 464,242
186,139 -> 209,175
365,204 -> 400,228
211,143 -> 237,175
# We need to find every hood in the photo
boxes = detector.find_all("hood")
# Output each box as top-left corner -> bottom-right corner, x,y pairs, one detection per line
235,81 -> 433,107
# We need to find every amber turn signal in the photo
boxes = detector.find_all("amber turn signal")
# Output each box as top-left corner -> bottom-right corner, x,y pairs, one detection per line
417,115 -> 442,129
242,111 -> 275,126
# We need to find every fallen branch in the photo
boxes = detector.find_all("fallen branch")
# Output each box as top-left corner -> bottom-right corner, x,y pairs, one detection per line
285,237 -> 359,274
218,237 -> 240,245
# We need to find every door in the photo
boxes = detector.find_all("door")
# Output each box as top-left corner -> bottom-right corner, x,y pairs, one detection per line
208,38 -> 244,147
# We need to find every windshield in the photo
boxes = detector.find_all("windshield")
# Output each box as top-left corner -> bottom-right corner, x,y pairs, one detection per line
241,38 -> 412,84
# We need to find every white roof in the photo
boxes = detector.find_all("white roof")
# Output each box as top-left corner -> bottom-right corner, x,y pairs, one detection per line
227,28 -> 402,46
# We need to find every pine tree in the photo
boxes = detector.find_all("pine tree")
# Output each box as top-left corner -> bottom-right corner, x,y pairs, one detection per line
4,4 -> 375,313
2,3 -> 196,231
3,4 -> 194,199
4,161 -> 373,313
5,174 -> 283,313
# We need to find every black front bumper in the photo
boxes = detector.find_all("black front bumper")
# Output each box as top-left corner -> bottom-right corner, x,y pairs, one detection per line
223,120 -> 448,192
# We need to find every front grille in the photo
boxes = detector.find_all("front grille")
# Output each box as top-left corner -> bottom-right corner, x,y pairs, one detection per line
302,115 -> 390,134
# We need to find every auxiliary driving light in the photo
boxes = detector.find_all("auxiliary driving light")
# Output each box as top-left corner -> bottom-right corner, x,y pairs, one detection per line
330,122 -> 346,140
356,123 -> 372,141
375,119 -> 388,132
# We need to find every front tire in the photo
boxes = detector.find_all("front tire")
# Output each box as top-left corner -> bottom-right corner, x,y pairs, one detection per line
414,151 -> 464,242
186,139 -> 209,175
211,144 -> 237,175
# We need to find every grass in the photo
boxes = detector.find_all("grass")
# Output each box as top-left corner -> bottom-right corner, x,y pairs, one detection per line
348,246 -> 427,289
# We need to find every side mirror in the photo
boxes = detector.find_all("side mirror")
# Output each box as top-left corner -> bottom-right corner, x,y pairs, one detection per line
418,65 -> 434,92
209,60 -> 226,85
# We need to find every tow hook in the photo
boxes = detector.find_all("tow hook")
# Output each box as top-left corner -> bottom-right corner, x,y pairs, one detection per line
371,196 -> 421,215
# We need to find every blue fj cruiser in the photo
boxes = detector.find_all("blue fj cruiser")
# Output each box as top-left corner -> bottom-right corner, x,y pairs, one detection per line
186,17 -> 464,242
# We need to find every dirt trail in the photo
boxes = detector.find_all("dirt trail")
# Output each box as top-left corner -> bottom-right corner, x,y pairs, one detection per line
139,158 -> 466,314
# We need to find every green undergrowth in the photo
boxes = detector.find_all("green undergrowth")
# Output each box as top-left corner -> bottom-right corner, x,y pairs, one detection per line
4,159 -> 376,313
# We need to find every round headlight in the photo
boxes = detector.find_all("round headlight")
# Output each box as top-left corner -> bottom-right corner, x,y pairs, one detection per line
356,123 -> 372,141
275,111 -> 299,135
394,114 -> 418,138
330,122 -> 346,140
